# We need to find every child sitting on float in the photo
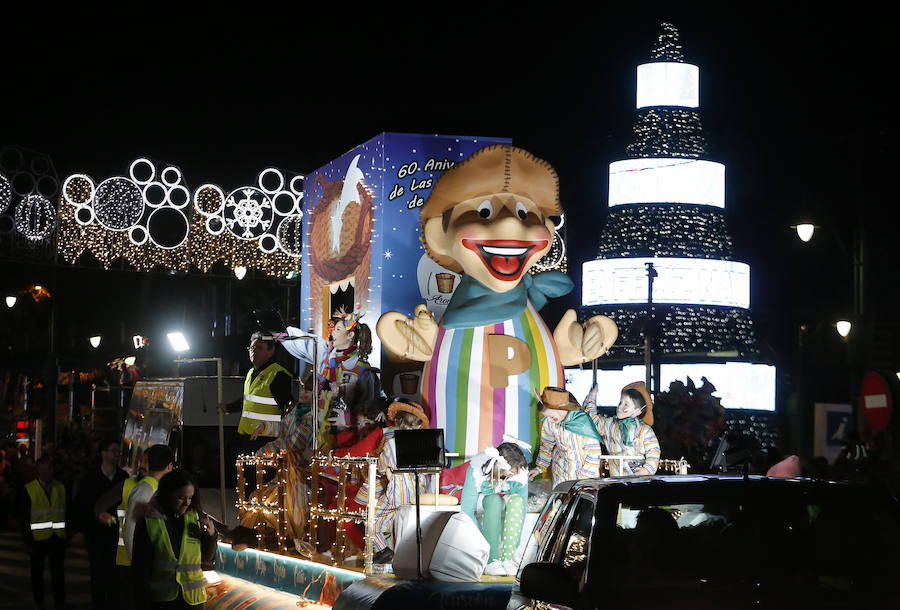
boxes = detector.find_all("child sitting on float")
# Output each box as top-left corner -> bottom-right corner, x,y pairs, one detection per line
585,381 -> 660,476
530,386 -> 606,487
354,398 -> 432,564
459,442 -> 529,576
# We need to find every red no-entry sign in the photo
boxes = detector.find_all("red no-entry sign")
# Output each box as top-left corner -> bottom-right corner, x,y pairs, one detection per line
861,372 -> 893,432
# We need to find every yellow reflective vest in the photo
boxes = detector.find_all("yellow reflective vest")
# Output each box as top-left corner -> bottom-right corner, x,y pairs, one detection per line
238,363 -> 290,436
26,479 -> 66,541
117,475 -> 158,566
145,511 -> 207,605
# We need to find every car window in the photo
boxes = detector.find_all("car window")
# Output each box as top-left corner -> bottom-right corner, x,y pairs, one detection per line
549,494 -> 595,586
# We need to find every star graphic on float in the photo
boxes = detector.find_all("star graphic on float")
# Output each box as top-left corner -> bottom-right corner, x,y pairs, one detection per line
384,250 -> 393,259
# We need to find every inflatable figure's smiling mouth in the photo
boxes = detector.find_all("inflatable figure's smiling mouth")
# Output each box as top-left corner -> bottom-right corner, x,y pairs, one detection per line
462,239 -> 548,280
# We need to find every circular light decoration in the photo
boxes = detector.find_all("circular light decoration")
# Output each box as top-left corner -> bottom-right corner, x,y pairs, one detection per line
129,158 -> 156,185
15,194 -> 56,240
532,229 -> 566,272
11,171 -> 35,196
272,190 -> 297,216
74,205 -> 95,226
147,206 -> 189,249
205,215 -> 225,235
0,215 -> 13,234
166,184 -> 190,209
276,214 -> 303,258
223,187 -> 273,240
62,174 -> 94,206
194,184 -> 225,217
36,175 -> 59,199
161,166 -> 182,187
289,175 -> 304,197
143,181 -> 167,208
554,213 -> 565,230
258,233 -> 278,254
0,174 -> 11,214
94,177 -> 144,230
129,225 -> 149,246
258,168 -> 284,195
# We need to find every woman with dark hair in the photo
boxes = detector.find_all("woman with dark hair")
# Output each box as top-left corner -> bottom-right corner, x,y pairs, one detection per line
131,469 -> 217,609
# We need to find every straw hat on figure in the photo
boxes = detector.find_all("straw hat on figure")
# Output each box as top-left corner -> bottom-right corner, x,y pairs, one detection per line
377,145 -> 618,456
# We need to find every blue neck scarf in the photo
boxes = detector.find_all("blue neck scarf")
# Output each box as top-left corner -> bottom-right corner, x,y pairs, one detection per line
440,272 -> 573,329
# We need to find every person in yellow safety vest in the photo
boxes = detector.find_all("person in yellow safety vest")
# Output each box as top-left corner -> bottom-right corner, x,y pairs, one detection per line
219,331 -> 294,454
94,444 -> 173,610
131,468 -> 217,610
21,457 -> 67,609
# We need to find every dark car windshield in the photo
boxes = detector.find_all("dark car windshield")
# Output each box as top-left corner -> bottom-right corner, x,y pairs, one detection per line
593,480 -> 900,601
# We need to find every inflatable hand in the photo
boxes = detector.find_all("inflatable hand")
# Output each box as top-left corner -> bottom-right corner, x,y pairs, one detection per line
553,309 -> 618,366
376,304 -> 439,362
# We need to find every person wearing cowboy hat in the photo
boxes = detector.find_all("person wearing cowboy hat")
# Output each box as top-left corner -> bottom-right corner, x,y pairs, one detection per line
354,399 -> 432,564
584,382 -> 660,477
530,387 -> 606,487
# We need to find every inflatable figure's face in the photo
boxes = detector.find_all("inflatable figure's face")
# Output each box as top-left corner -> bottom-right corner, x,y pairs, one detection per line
423,193 -> 553,293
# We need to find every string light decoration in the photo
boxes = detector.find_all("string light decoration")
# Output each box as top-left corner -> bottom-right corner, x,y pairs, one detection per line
0,173 -> 11,215
15,194 -> 57,241
531,213 -> 568,274
56,160 -> 302,277
0,146 -> 60,249
582,22 -> 766,363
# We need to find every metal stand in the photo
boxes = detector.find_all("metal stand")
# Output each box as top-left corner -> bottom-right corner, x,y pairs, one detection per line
413,470 -> 424,580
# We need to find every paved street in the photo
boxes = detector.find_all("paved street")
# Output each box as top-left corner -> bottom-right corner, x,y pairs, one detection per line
0,531 -> 91,609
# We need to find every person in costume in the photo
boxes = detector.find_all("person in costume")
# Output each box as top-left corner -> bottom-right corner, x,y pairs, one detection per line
530,387 -> 605,486
322,305 -> 374,392
354,399 -> 432,563
376,145 -> 618,459
585,381 -> 660,476
131,469 -> 217,610
460,442 -> 529,576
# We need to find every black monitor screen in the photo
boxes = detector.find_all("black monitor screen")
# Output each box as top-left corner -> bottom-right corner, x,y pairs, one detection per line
394,429 -> 445,470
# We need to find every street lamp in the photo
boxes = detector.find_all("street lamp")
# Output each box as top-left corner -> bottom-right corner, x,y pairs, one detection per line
233,266 -> 247,280
835,320 -> 852,338
89,335 -> 102,348
167,332 -> 190,352
5,296 -> 15,308
793,223 -> 816,243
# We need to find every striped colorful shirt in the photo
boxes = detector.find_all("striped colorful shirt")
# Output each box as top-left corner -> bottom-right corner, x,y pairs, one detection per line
590,414 -> 660,477
421,300 -> 564,459
534,416 -> 605,486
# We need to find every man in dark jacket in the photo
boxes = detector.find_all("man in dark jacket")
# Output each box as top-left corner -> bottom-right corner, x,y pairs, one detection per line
73,438 -> 128,609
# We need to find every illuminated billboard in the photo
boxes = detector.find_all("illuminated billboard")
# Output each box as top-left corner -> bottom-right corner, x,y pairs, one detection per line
582,257 -> 750,308
608,158 -> 725,208
564,362 -> 776,411
636,62 -> 700,108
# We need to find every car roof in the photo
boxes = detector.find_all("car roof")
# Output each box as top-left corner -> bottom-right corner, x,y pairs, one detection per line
553,474 -> 865,497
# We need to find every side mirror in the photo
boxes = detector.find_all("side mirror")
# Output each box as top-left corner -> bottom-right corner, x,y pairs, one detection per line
519,561 -> 579,607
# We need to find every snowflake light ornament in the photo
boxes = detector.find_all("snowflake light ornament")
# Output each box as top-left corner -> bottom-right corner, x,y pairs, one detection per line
224,186 -> 274,239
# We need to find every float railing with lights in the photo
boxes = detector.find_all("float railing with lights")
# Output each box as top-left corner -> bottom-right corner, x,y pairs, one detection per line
236,452 -> 290,554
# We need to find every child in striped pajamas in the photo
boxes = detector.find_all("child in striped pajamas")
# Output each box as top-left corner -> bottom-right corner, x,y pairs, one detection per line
585,381 -> 660,477
354,399 -> 432,561
531,387 -> 605,487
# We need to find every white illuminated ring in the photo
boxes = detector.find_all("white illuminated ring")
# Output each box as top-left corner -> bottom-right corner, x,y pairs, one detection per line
147,206 -> 189,250
161,166 -> 182,187
258,233 -> 278,254
276,214 -> 303,258
554,213 -> 565,230
129,225 -> 149,246
94,177 -> 144,231
193,184 -> 225,217
289,175 -> 304,196
258,168 -> 285,195
14,194 -> 56,240
272,190 -> 297,216
74,205 -> 95,226
0,173 -> 12,215
62,174 -> 95,206
205,215 -> 225,235
129,158 -> 156,185
143,181 -> 168,208
166,184 -> 190,209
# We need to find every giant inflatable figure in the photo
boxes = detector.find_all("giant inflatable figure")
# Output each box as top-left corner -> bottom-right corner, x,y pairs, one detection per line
378,145 -> 617,456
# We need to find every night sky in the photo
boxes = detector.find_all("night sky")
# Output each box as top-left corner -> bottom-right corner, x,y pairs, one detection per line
1,4 -> 895,405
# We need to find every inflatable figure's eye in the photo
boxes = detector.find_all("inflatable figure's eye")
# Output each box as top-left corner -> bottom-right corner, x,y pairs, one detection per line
515,201 -> 528,221
477,200 -> 493,219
